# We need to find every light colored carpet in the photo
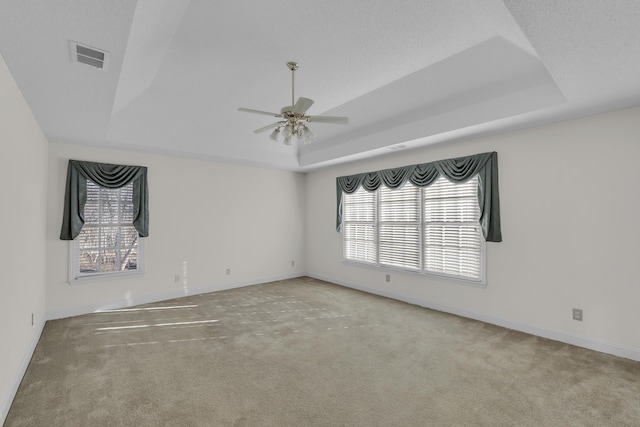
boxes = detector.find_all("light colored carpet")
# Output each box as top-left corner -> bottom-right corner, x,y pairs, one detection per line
5,277 -> 640,426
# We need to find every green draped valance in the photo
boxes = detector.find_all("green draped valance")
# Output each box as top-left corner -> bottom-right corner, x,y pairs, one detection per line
60,160 -> 149,240
336,151 -> 502,242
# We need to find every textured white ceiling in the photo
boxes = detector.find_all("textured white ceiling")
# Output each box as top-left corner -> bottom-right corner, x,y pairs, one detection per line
1,0 -> 639,171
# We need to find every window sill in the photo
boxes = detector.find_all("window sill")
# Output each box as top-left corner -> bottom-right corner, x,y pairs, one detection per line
68,270 -> 144,285
342,260 -> 487,288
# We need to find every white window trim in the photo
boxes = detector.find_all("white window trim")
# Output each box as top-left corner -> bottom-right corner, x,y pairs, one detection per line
342,255 -> 487,287
68,238 -> 145,284
342,178 -> 487,286
343,238 -> 486,287
67,180 -> 145,284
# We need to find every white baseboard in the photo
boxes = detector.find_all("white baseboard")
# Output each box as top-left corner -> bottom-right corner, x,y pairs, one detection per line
307,272 -> 640,362
46,273 -> 304,320
1,319 -> 46,425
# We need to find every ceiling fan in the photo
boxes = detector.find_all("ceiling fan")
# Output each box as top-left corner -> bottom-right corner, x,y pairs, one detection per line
238,61 -> 349,145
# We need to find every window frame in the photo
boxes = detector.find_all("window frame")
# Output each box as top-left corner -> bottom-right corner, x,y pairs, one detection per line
68,180 -> 145,284
342,177 -> 487,286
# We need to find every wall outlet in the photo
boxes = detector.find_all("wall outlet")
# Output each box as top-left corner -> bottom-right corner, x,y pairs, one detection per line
174,274 -> 180,283
385,274 -> 390,283
572,308 -> 583,321
31,313 -> 34,326
226,268 -> 231,275
291,260 -> 295,267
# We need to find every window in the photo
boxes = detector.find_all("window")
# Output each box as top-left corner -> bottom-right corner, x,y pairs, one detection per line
343,175 -> 484,282
343,187 -> 376,263
70,180 -> 143,281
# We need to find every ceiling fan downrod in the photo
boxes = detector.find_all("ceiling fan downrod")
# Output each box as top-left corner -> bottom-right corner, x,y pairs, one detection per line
287,61 -> 299,112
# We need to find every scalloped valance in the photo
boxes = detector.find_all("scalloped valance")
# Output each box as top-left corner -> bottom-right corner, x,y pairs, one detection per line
60,160 -> 148,240
336,151 -> 501,242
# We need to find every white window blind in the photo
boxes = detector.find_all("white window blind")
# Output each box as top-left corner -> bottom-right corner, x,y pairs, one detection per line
379,182 -> 421,270
70,180 -> 142,280
423,176 -> 482,280
343,187 -> 376,264
342,175 -> 484,282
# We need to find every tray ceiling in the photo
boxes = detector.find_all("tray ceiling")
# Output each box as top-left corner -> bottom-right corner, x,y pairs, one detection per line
1,1 -> 639,171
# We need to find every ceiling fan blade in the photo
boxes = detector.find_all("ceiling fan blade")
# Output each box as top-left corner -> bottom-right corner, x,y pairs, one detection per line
307,115 -> 349,124
292,97 -> 314,115
238,107 -> 282,118
253,122 -> 280,134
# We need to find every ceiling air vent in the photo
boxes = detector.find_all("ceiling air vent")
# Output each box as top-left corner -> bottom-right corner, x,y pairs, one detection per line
69,41 -> 110,71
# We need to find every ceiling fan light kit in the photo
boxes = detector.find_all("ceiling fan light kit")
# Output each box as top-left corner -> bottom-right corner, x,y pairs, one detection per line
238,61 -> 348,145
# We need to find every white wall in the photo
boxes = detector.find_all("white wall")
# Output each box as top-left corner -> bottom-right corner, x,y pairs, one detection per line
0,54 -> 48,423
305,106 -> 640,360
46,143 -> 306,318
